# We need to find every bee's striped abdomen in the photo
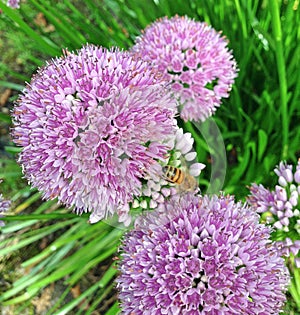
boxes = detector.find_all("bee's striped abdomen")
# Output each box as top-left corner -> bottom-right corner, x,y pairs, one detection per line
162,165 -> 184,184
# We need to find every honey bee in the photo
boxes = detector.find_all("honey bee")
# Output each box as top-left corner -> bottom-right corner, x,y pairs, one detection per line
162,165 -> 198,193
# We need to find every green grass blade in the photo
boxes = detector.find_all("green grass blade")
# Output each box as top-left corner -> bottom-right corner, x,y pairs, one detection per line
0,1 -> 60,56
257,129 -> 268,161
268,0 -> 289,159
0,80 -> 24,91
0,219 -> 77,256
104,302 -> 120,315
29,0 -> 86,49
51,280 -> 104,315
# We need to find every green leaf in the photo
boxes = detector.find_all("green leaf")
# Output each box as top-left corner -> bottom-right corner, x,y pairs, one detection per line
29,0 -> 86,49
0,112 -> 12,123
0,1 -> 60,56
257,129 -> 268,161
0,219 -> 77,257
0,80 -> 24,91
104,302 -> 120,315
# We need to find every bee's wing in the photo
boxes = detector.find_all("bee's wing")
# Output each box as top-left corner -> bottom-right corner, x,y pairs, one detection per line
179,153 -> 205,180
179,154 -> 192,174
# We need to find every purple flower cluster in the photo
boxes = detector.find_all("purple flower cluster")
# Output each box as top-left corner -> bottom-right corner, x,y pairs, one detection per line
117,193 -> 289,314
6,0 -> 20,9
131,15 -> 238,122
248,160 -> 300,267
12,45 -> 179,224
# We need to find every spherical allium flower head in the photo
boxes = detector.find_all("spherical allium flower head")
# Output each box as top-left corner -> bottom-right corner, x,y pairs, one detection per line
12,45 -> 178,225
131,15 -> 238,122
117,193 -> 289,314
248,159 -> 300,267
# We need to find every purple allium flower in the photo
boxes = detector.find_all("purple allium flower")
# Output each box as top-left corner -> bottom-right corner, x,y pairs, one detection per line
6,0 -> 20,9
248,159 -> 300,266
247,183 -> 275,213
117,193 -> 289,314
131,15 -> 238,122
12,45 -> 178,225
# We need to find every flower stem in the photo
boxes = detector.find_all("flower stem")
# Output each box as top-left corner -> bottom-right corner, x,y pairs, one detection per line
269,0 -> 289,159
292,267 -> 300,310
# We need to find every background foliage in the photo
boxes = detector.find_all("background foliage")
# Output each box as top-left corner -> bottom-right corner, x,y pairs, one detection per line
0,0 -> 299,314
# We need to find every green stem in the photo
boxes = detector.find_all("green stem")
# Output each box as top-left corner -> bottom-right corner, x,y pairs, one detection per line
234,0 -> 247,39
289,280 -> 300,310
269,0 -> 289,159
1,213 -> 84,221
293,267 -> 300,310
